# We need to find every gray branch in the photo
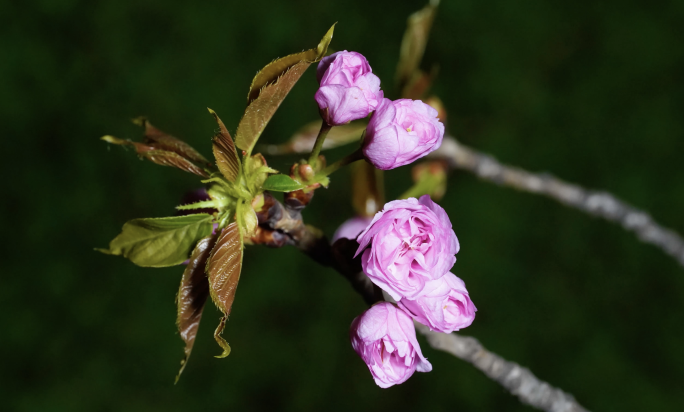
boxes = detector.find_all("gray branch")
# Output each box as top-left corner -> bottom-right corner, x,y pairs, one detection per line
432,137 -> 684,267
415,323 -> 589,412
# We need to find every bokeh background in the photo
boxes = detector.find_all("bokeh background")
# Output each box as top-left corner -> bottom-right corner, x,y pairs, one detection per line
2,0 -> 684,410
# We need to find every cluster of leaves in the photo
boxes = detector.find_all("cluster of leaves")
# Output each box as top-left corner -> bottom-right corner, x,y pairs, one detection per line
100,25 -> 335,381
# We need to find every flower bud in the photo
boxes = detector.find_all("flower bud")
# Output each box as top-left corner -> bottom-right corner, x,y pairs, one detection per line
350,302 -> 432,388
298,164 -> 315,181
315,51 -> 383,126
362,98 -> 444,170
355,195 -> 459,301
398,272 -> 476,333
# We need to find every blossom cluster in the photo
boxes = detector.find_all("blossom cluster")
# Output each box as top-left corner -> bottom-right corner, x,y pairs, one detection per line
315,51 -> 444,170
318,51 -> 475,388
337,196 -> 476,387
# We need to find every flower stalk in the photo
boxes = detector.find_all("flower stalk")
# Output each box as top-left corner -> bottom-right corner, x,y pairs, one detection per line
319,148 -> 364,177
308,121 -> 333,166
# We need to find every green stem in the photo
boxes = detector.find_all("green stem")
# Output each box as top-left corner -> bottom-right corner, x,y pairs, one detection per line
308,122 -> 333,165
320,149 -> 364,177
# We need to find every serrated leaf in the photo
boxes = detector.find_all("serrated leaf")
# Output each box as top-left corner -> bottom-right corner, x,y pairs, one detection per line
175,234 -> 216,383
102,135 -> 209,177
245,152 -> 267,174
244,153 -> 277,193
351,161 -> 385,217
247,24 -> 336,103
208,109 -> 241,183
98,214 -> 214,267
235,62 -> 311,156
142,149 -> 211,177
261,120 -> 367,155
206,223 -> 243,358
262,174 -> 306,192
236,25 -> 336,154
134,117 -> 212,167
237,200 -> 258,236
395,0 -> 438,91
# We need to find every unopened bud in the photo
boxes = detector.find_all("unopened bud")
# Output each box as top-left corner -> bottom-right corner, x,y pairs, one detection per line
299,164 -> 315,181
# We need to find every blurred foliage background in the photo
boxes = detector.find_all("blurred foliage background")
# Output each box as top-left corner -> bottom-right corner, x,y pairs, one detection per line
2,0 -> 684,410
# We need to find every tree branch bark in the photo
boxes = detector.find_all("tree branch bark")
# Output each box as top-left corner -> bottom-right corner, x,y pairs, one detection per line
415,323 -> 588,412
431,137 -> 684,268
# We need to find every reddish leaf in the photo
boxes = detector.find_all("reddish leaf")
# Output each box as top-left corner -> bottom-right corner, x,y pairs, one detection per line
208,109 -> 241,183
134,117 -> 211,167
235,25 -> 336,154
141,149 -> 210,177
175,234 -> 217,382
101,136 -> 209,177
246,24 -> 335,104
235,61 -> 311,155
206,223 -> 243,358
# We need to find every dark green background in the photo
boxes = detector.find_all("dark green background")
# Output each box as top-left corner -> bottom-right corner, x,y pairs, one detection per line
2,0 -> 684,410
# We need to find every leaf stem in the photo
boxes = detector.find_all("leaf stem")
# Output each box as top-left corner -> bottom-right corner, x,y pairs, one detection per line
319,149 -> 365,177
308,122 -> 333,166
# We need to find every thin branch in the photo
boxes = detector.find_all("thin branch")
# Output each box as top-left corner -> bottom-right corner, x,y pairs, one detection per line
251,191 -> 589,411
415,323 -> 589,412
432,137 -> 684,268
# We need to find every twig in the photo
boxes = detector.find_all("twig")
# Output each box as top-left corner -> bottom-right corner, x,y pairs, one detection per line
251,191 -> 589,410
251,191 -> 381,305
415,323 -> 589,412
432,137 -> 684,267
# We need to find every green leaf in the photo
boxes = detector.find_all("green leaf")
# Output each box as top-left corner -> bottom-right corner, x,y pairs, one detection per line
395,0 -> 438,92
244,153 -> 278,194
175,234 -> 216,383
98,214 -> 214,267
208,108 -> 241,183
246,24 -> 336,104
260,120 -> 367,155
235,25 -> 336,155
237,200 -> 258,236
261,174 -> 306,192
206,223 -> 243,358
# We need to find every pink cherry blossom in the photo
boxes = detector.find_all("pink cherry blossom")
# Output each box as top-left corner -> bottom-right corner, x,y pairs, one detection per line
350,302 -> 432,388
362,98 -> 444,170
399,272 -> 476,333
315,51 -> 383,126
355,195 -> 459,301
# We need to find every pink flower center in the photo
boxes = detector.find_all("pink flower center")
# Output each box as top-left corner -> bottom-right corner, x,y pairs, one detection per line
402,121 -> 415,134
